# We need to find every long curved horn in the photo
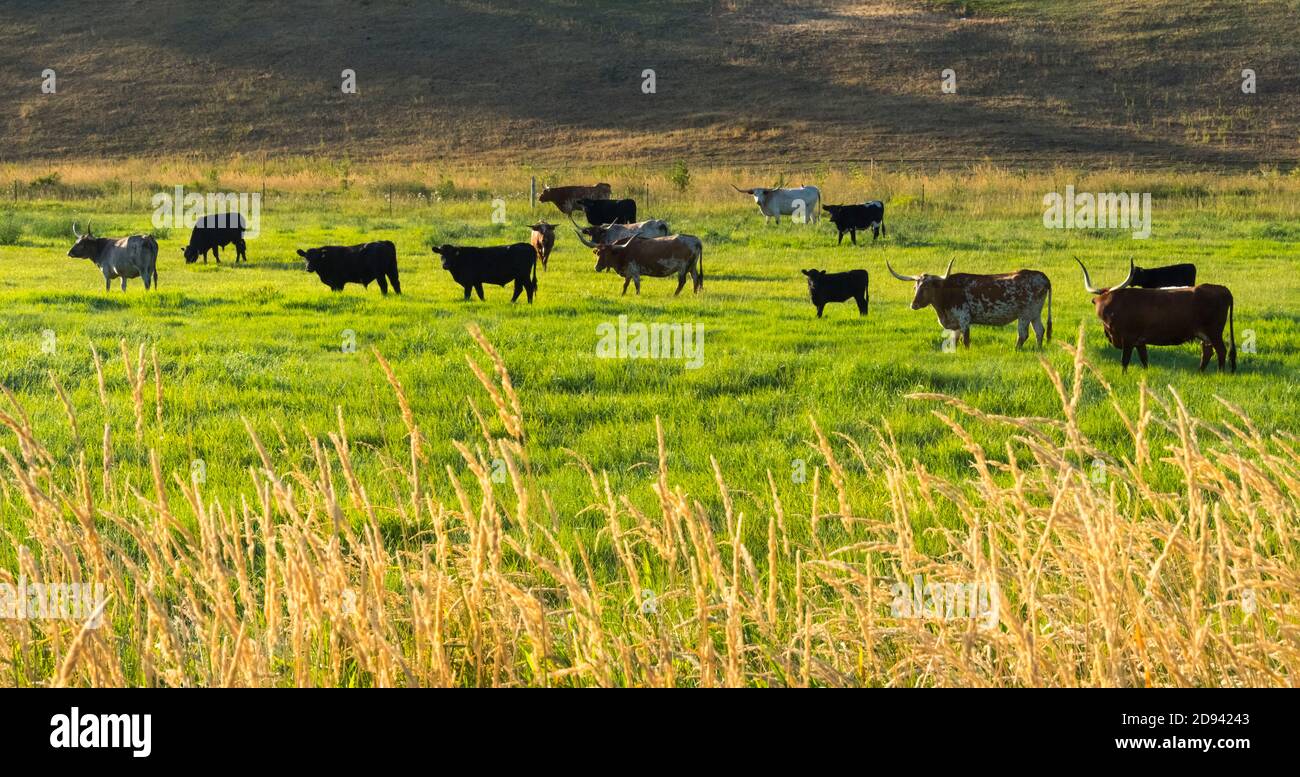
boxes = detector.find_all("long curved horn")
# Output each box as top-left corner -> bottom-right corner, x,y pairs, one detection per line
886,260 -> 919,282
942,258 -> 954,279
85,221 -> 92,236
731,184 -> 754,195
573,227 -> 597,248
613,235 -> 635,248
72,222 -> 81,238
1110,257 -> 1136,292
1075,256 -> 1104,294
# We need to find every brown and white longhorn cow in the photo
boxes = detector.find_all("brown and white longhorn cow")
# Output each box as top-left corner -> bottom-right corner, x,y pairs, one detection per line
592,235 -> 703,295
1076,257 -> 1236,373
887,258 -> 1052,349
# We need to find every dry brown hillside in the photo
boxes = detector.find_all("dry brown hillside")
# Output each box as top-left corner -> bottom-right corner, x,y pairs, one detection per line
1,0 -> 1297,166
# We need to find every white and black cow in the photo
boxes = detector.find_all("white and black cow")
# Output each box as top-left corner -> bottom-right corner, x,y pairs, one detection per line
888,258 -> 1053,349
67,223 -> 159,291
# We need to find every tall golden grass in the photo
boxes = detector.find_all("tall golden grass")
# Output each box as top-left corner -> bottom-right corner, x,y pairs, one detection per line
0,323 -> 1295,687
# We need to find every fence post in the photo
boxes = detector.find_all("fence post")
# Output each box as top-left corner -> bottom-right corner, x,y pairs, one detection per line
530,176 -> 536,212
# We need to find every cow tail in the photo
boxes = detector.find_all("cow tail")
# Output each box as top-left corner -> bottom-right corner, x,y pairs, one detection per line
697,244 -> 704,290
1229,296 -> 1237,372
531,248 -> 538,291
1046,280 -> 1053,341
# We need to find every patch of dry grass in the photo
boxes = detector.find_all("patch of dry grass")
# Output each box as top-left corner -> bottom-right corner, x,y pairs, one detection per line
1,324 -> 1295,687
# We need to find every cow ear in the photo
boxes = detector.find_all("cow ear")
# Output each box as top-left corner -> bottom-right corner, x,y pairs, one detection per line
296,249 -> 306,257
801,269 -> 811,276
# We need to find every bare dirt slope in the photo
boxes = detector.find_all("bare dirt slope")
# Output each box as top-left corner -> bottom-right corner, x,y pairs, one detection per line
1,0 -> 1296,165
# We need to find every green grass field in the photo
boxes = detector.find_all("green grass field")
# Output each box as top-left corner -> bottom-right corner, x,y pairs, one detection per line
1,166 -> 1297,558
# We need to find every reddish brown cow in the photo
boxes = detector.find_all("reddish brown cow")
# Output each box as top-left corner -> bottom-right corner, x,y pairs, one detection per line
539,183 -> 612,215
1077,258 -> 1236,373
529,222 -> 557,270
887,258 -> 1052,349
592,235 -> 703,295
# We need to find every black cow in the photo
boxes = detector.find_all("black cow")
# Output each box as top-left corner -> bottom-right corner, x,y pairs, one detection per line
297,241 -> 400,294
802,268 -> 868,317
823,201 -> 885,245
432,243 -> 537,302
575,198 -> 636,226
184,213 -> 248,264
1132,262 -> 1197,288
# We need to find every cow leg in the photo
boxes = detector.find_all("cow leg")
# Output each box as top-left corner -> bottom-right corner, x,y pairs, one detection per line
236,239 -> 247,263
526,277 -> 535,303
633,274 -> 642,295
1031,317 -> 1045,348
511,280 -> 524,302
1137,344 -> 1150,368
962,328 -> 971,348
621,276 -> 631,295
837,230 -> 844,245
377,276 -> 389,295
1198,342 -> 1212,371
856,294 -> 868,316
850,229 -> 857,246
121,277 -> 128,291
105,276 -> 111,292
674,272 -> 688,296
389,270 -> 401,295
213,245 -> 221,264
462,284 -> 472,300
1121,346 -> 1133,372
475,284 -> 485,301
1016,319 -> 1030,350
816,303 -> 825,318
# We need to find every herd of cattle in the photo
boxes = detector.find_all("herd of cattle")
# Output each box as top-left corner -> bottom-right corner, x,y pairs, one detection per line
62,182 -> 1236,373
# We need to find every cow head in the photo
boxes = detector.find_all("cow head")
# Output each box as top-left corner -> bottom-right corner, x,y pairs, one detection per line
592,237 -> 633,272
183,244 -> 200,264
538,187 -> 558,205
529,222 -> 556,239
296,247 -> 327,273
887,258 -> 955,310
801,268 -> 826,288
1076,257 -> 1135,308
430,244 -> 462,270
67,223 -> 101,262
732,185 -> 770,205
570,213 -> 606,247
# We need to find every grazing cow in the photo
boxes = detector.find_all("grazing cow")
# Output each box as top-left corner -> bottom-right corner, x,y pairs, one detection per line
67,223 -> 159,292
887,258 -> 1052,349
732,184 -> 821,224
575,198 -> 637,226
538,183 -> 612,215
802,269 -> 868,317
592,235 -> 703,295
297,241 -> 401,294
432,243 -> 537,302
1076,258 -> 1235,372
183,212 -> 247,264
571,216 -> 670,247
529,222 -> 557,270
823,201 -> 885,245
1131,261 -> 1197,288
